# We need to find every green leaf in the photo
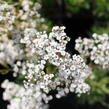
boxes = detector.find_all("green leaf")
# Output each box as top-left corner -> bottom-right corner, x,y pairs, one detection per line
0,69 -> 12,75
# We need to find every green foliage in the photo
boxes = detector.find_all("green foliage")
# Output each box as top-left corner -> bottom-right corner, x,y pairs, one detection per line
0,69 -> 12,75
65,0 -> 109,34
79,70 -> 109,107
15,73 -> 25,85
0,63 -> 12,75
65,0 -> 90,13
93,0 -> 109,19
45,61 -> 58,74
66,0 -> 109,18
92,25 -> 109,34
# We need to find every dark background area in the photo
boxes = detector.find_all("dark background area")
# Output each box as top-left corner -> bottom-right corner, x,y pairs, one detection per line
0,0 -> 108,109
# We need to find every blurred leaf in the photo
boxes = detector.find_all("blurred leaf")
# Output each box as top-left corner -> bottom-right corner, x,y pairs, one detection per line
15,73 -> 25,85
100,77 -> 109,94
92,25 -> 109,34
0,69 -> 12,75
65,0 -> 90,13
93,0 -> 109,19
45,61 -> 58,74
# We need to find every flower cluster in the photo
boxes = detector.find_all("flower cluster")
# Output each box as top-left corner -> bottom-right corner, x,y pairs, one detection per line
14,26 -> 90,101
0,35 -> 22,65
0,0 -> 47,66
14,0 -> 46,30
0,3 -> 15,33
1,80 -> 49,109
75,33 -> 109,69
0,0 -> 45,31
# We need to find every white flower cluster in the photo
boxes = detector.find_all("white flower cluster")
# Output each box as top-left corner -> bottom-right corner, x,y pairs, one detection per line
1,80 -> 49,109
0,35 -> 23,65
14,26 -> 90,101
0,3 -> 15,33
0,0 -> 47,66
0,0 -> 45,31
75,33 -> 109,69
15,0 -> 45,30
